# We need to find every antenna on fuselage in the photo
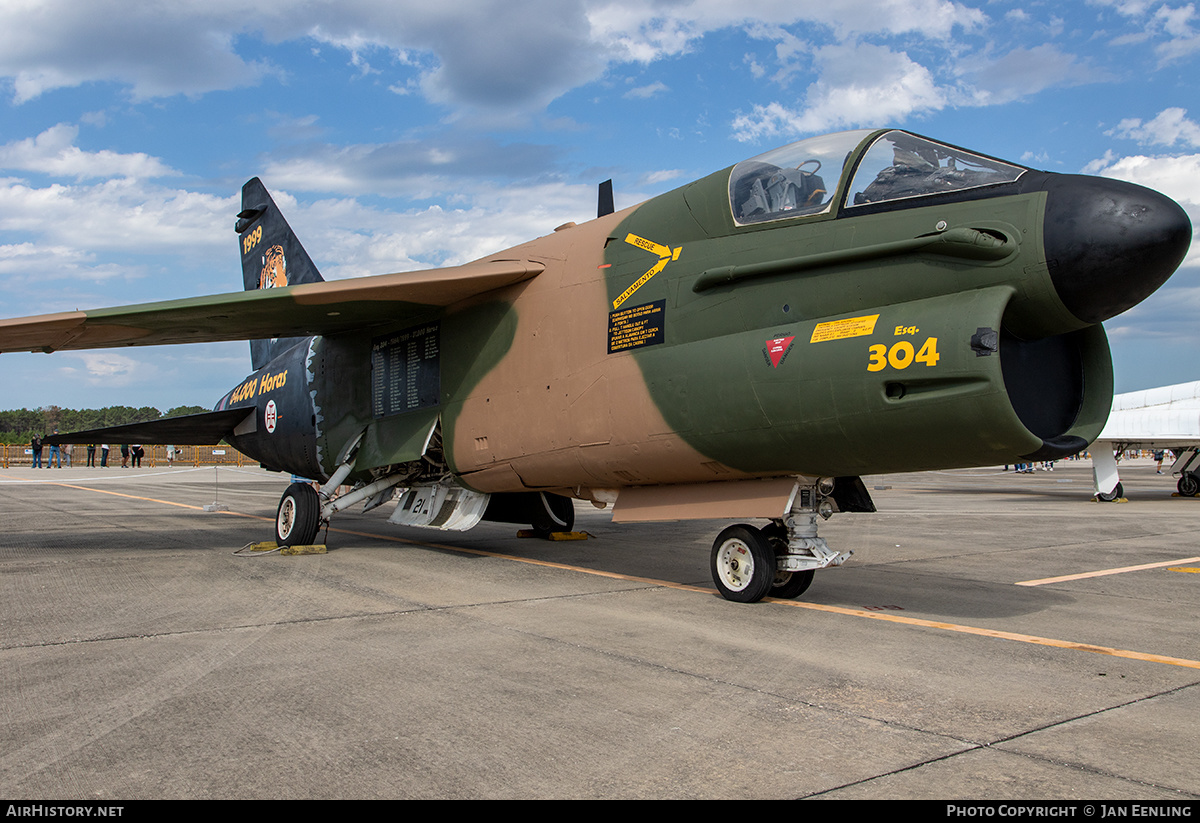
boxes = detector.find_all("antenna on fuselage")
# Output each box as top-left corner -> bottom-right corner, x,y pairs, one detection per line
598,179 -> 614,218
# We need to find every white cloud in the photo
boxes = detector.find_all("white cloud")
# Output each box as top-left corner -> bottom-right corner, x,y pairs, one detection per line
624,81 -> 669,99
67,351 -> 155,387
0,0 -> 985,117
1094,152 -> 1200,206
0,125 -> 625,316
257,136 -> 565,199
954,44 -> 1100,105
731,43 -> 946,140
1093,0 -> 1200,63
0,1 -> 272,103
1112,107 -> 1200,147
0,179 -> 234,254
291,180 -> 603,277
642,169 -> 686,185
586,0 -> 984,63
0,124 -> 177,180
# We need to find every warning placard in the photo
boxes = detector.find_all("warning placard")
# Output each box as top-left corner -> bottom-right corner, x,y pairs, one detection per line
608,299 -> 665,354
810,314 -> 879,343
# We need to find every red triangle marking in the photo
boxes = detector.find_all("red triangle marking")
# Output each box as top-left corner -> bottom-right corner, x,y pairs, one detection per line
766,336 -> 795,368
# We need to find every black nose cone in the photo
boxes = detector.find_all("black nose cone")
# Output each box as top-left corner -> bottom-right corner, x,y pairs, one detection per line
1042,174 -> 1191,324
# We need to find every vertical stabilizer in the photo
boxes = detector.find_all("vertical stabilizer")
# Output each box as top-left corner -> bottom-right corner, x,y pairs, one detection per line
235,178 -> 325,370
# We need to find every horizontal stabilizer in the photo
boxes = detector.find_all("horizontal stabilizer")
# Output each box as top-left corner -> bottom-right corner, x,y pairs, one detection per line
44,408 -> 254,446
0,259 -> 544,353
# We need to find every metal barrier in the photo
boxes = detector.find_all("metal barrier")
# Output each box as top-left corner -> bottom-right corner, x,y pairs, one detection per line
1,443 -> 253,469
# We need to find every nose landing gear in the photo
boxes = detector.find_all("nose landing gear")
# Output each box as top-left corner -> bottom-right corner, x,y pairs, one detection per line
709,478 -> 855,603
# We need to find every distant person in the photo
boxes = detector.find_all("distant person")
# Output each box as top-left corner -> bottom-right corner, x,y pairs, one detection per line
120,444 -> 129,468
100,443 -> 109,468
131,444 -> 144,468
1154,450 -> 1165,473
86,444 -> 96,467
48,430 -> 60,468
30,434 -> 42,468
63,443 -> 72,467
166,445 -> 176,467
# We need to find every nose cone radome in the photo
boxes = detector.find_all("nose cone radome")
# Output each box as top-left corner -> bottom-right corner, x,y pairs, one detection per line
1042,174 -> 1191,324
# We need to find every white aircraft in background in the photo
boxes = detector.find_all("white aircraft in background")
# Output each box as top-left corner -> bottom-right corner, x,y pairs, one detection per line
1092,380 -> 1200,501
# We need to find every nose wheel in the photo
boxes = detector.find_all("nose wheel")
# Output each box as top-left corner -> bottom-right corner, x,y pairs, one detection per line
710,525 -> 775,603
761,522 -> 814,599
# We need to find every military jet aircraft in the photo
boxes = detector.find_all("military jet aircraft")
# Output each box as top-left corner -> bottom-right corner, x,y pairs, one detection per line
1092,379 -> 1200,501
0,128 -> 1191,602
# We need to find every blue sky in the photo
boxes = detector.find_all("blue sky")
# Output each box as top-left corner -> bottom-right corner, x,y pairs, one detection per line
0,0 -> 1198,410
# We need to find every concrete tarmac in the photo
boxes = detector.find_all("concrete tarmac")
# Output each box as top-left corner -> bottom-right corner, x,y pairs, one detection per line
1,459 -> 1197,799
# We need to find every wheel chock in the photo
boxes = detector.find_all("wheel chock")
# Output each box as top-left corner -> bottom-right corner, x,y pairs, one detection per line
280,544 -> 327,555
516,530 -> 591,541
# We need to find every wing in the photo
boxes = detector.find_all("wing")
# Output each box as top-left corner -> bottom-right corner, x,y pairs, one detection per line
1095,379 -> 1200,449
43,408 -> 254,445
0,258 -> 543,353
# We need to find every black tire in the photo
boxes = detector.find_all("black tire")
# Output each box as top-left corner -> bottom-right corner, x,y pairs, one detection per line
1097,482 -> 1124,502
276,482 -> 320,546
1178,473 -> 1199,497
770,567 -> 814,599
530,492 -> 575,537
760,522 -> 814,599
711,525 -> 775,603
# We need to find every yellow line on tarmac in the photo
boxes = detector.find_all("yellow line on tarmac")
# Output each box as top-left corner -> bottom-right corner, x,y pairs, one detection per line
1016,556 -> 1200,586
40,482 -> 1200,672
48,482 -> 209,511
38,481 -> 276,521
333,525 -> 1200,671
762,598 -> 1200,670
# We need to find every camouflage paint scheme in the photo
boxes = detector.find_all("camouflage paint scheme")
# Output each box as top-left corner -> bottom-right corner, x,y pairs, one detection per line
0,128 -> 1190,528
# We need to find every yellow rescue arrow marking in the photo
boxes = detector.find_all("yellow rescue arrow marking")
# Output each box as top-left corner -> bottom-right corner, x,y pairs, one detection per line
614,233 -> 681,309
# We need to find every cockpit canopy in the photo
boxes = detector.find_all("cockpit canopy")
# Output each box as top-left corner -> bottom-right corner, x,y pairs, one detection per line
729,129 -> 1027,226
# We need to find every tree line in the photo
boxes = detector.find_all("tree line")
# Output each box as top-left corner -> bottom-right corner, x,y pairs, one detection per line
0,405 -> 208,444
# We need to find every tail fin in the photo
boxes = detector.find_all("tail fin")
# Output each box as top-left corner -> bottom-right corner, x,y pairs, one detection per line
235,178 -> 325,370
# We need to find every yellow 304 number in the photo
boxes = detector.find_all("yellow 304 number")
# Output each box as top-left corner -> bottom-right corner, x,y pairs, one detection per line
867,337 -> 940,371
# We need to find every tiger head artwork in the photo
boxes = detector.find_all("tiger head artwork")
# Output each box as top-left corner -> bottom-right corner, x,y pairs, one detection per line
258,245 -> 287,289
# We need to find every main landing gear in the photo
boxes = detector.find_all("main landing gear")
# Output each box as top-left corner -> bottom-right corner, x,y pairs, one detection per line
272,426 -> 578,546
709,477 -> 856,603
276,482 -> 321,546
273,432 -> 409,547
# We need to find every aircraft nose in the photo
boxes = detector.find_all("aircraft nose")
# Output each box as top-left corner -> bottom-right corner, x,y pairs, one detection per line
1041,174 -> 1191,324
